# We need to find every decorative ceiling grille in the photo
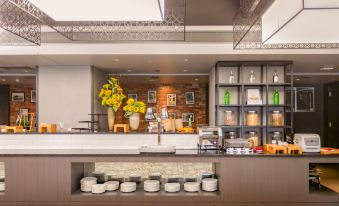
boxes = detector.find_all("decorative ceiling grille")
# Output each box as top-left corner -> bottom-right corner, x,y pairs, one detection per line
0,0 -> 41,45
233,0 -> 339,49
0,0 -> 185,45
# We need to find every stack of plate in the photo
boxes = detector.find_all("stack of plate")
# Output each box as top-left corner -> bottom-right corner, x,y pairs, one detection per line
129,174 -> 141,183
80,177 -> 97,192
104,181 -> 120,191
144,180 -> 160,192
92,172 -> 106,183
201,172 -> 214,179
108,175 -> 124,183
202,178 -> 218,192
184,182 -> 200,192
149,173 -> 161,181
0,182 -> 5,192
120,182 -> 137,193
91,184 -> 106,194
164,183 -> 180,193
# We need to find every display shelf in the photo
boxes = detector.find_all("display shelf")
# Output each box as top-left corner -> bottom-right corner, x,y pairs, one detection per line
220,125 -> 241,129
217,83 -> 242,87
218,105 -> 241,107
215,61 -> 293,145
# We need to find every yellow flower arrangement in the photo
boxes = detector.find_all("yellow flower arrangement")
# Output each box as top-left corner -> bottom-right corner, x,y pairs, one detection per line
98,77 -> 126,112
123,98 -> 146,117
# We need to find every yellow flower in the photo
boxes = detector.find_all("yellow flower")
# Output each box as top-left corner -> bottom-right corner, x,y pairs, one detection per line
127,98 -> 135,105
105,90 -> 112,97
133,107 -> 139,113
98,89 -> 105,98
140,107 -> 145,113
103,84 -> 110,89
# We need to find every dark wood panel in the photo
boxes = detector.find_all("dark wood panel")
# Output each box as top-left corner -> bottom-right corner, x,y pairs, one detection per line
0,85 -> 9,125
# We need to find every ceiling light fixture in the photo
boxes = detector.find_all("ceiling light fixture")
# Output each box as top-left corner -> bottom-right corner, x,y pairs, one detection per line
320,66 -> 335,71
183,69 -> 188,72
15,78 -> 20,82
233,0 -> 339,49
113,58 -> 120,62
1,78 -> 6,82
28,0 -> 165,21
184,59 -> 189,62
194,78 -> 199,81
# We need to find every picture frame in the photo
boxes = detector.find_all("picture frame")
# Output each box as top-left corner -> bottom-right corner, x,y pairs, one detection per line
182,113 -> 194,123
185,92 -> 195,104
31,90 -> 37,103
19,108 -> 29,116
167,94 -> 176,106
168,112 -> 176,119
128,94 -> 138,101
12,92 -> 25,102
148,90 -> 157,103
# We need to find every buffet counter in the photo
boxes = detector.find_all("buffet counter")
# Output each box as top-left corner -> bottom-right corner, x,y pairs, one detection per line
0,134 -> 337,206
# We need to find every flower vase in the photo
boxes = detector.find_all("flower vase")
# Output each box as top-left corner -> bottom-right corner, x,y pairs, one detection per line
107,107 -> 115,132
129,113 -> 140,131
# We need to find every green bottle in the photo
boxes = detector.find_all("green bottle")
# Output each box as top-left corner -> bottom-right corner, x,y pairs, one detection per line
224,89 -> 231,105
273,88 -> 280,105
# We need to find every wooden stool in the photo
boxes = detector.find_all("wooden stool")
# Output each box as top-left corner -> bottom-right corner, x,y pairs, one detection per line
286,144 -> 302,155
4,126 -> 24,133
39,124 -> 57,133
114,124 -> 129,133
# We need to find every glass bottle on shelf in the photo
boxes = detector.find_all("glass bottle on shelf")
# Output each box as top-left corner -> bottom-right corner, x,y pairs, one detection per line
229,70 -> 235,84
249,70 -> 255,83
273,88 -> 280,105
224,89 -> 231,105
273,70 -> 279,83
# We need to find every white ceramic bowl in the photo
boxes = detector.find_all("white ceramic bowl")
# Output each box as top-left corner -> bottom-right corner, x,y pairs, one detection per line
164,183 -> 180,193
120,182 -> 137,193
184,182 -> 200,192
91,184 -> 106,194
104,181 -> 119,191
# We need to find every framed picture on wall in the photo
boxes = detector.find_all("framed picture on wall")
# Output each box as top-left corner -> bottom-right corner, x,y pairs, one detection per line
19,108 -> 29,115
128,94 -> 138,101
148,90 -> 157,103
167,94 -> 176,106
185,92 -> 195,104
31,90 -> 37,102
182,113 -> 194,123
12,92 -> 25,102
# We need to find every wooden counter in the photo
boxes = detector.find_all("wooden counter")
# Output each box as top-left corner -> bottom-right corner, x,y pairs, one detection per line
0,154 -> 337,206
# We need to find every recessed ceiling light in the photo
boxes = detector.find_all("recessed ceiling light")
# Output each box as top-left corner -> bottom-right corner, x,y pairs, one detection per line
1,78 -> 6,82
296,78 -> 300,81
113,58 -> 120,62
15,78 -> 20,82
320,66 -> 334,71
184,58 -> 189,62
127,69 -> 132,72
194,78 -> 199,81
28,0 -> 165,21
24,70 -> 29,73
183,69 -> 188,72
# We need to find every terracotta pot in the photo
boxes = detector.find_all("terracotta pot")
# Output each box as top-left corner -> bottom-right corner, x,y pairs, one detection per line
129,113 -> 140,131
107,107 -> 115,132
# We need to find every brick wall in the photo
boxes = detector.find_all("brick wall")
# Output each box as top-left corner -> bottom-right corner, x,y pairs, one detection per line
9,85 -> 36,125
114,83 -> 208,131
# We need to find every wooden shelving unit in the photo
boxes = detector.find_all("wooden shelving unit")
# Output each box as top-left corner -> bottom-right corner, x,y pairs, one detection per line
214,61 -> 294,145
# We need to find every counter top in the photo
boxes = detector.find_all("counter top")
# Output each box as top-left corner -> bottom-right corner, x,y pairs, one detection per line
0,148 -> 338,157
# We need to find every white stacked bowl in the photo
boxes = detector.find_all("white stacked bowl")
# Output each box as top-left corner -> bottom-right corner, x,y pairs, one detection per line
80,177 -> 97,192
144,180 -> 160,192
202,178 -> 218,192
120,182 -> 137,193
184,182 -> 200,192
104,181 -> 120,191
164,183 -> 180,193
0,182 -> 5,192
91,184 -> 106,194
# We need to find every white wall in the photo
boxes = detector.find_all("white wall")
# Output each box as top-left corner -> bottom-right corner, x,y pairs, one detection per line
38,66 -> 92,130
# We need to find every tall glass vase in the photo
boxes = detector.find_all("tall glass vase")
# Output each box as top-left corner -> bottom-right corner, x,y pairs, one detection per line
107,107 -> 115,132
